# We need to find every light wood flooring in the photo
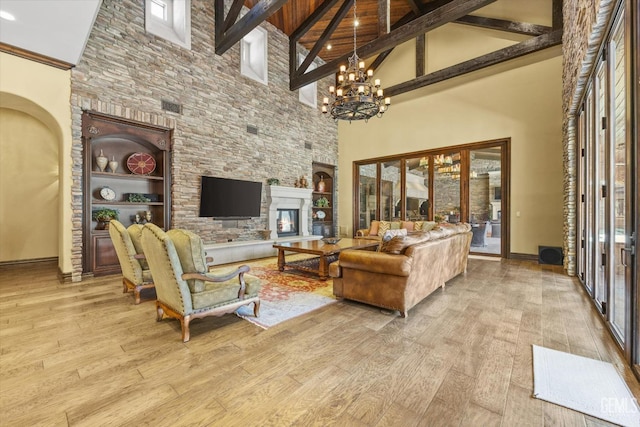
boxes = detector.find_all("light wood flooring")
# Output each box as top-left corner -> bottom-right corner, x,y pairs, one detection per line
1,258 -> 638,426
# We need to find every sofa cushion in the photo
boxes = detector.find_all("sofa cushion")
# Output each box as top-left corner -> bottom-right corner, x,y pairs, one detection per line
401,221 -> 415,232
390,221 -> 401,230
369,221 -> 380,236
414,221 -> 437,232
377,221 -> 391,235
380,231 -> 434,255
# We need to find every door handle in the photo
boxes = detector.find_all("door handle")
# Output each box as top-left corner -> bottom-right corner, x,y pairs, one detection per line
620,247 -> 632,267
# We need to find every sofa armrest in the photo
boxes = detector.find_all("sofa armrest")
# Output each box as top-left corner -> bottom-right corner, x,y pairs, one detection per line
355,228 -> 370,237
339,250 -> 412,276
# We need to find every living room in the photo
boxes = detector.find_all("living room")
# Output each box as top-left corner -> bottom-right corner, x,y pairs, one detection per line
1,0 -> 639,424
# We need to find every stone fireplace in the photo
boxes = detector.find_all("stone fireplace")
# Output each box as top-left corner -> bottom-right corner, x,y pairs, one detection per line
267,185 -> 312,239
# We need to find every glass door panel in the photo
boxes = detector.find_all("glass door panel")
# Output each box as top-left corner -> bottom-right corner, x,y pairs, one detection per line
381,161 -> 401,221
357,164 -> 377,231
594,61 -> 607,308
469,147 -> 502,255
406,157 -> 430,221
584,86 -> 595,294
434,152 -> 461,223
609,19 -> 627,340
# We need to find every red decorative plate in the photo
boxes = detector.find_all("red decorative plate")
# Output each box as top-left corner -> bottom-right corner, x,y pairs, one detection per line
126,152 -> 156,175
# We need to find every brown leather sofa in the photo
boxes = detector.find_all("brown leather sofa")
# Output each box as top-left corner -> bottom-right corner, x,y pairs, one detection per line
355,219 -> 437,241
330,223 -> 472,317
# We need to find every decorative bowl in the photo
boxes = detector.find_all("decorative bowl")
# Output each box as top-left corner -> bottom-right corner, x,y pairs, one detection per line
322,237 -> 341,245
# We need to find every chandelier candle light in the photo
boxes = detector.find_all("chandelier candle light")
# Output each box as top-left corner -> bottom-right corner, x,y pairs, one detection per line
322,0 -> 390,122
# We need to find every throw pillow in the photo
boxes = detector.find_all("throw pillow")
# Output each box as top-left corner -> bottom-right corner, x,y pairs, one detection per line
377,220 -> 391,236
380,235 -> 407,254
369,220 -> 380,236
382,228 -> 408,241
390,221 -> 402,230
401,221 -> 415,232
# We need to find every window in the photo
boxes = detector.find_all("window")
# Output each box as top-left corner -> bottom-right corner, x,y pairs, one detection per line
145,0 -> 191,49
298,53 -> 317,107
241,27 -> 268,85
150,0 -> 168,21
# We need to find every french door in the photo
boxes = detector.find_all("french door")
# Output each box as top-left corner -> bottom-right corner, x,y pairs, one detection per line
576,3 -> 636,363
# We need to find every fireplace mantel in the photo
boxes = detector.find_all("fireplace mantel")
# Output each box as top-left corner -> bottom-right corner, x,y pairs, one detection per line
266,185 -> 312,239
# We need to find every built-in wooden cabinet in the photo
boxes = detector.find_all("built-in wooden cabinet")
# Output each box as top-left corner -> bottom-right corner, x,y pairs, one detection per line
312,162 -> 335,237
82,111 -> 172,276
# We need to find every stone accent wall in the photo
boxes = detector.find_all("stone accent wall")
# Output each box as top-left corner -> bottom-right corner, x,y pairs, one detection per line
562,0 -> 617,275
70,0 -> 338,279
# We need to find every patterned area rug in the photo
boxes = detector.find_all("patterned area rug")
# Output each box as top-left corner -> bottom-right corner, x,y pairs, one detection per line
228,255 -> 337,329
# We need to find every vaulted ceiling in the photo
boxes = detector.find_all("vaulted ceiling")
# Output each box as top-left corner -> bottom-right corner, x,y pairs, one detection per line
0,0 -> 563,99
219,0 -> 563,94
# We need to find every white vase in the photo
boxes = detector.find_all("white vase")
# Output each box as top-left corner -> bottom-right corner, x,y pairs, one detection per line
96,149 -> 108,172
108,157 -> 118,173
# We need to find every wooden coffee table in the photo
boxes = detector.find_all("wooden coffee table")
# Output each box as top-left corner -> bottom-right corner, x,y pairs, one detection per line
273,238 -> 379,280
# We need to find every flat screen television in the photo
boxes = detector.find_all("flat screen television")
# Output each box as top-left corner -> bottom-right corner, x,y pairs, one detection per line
199,176 -> 262,218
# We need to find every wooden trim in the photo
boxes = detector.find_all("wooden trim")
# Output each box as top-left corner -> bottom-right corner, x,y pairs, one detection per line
405,0 -> 422,15
0,42 -> 73,70
552,0 -> 563,30
58,267 -> 74,283
509,253 -> 538,261
0,257 -> 57,266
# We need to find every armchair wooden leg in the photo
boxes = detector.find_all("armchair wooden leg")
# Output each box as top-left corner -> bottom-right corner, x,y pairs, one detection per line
134,287 -> 141,305
253,300 -> 260,317
122,279 -> 128,294
181,316 -> 191,342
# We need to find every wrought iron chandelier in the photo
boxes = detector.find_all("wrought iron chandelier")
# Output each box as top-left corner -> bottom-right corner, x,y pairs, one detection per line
322,0 -> 390,122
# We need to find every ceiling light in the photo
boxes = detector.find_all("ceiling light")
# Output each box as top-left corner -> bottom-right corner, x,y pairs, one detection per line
322,0 -> 390,123
326,44 -> 332,50
0,10 -> 16,21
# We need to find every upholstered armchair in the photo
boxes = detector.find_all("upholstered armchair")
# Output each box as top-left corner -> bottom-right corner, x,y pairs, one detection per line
140,223 -> 261,342
108,220 -> 155,304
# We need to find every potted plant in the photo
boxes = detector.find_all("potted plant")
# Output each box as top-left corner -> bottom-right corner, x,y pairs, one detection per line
266,178 -> 280,186
92,208 -> 119,230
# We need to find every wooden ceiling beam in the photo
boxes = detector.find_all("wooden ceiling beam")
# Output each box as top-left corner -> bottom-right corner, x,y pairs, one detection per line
215,0 -> 287,55
291,0 -> 496,90
416,34 -> 425,77
405,0 -> 423,15
296,0 -> 354,78
378,0 -> 390,35
222,0 -> 244,34
385,29 -> 562,97
454,15 -> 552,36
291,0 -> 344,42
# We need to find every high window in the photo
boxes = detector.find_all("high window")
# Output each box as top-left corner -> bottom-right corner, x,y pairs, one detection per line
145,0 -> 191,49
241,27 -> 268,85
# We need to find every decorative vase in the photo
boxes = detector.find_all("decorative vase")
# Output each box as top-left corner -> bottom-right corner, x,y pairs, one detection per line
108,157 -> 118,173
317,176 -> 326,192
96,149 -> 108,172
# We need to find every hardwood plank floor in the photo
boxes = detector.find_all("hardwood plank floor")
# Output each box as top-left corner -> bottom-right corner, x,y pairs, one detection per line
1,258 -> 638,426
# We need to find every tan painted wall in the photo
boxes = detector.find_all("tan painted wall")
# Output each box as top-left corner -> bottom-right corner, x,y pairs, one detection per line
337,26 -> 564,256
0,53 -> 73,272
0,108 -> 59,261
